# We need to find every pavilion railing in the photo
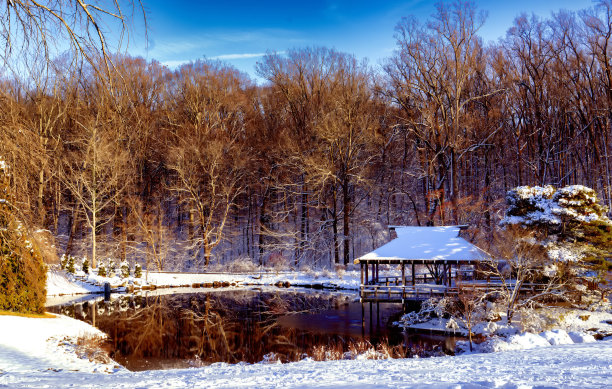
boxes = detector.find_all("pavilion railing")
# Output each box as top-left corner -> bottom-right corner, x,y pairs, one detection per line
359,281 -> 548,302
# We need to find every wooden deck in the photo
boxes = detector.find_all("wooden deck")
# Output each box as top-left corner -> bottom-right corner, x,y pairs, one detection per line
359,276 -> 547,303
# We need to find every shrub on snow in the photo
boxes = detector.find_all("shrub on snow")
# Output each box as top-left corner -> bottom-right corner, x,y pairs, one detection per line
97,263 -> 107,277
81,258 -> 89,274
64,255 -> 76,274
225,256 -> 257,273
134,263 -> 142,278
0,160 -> 46,314
120,261 -> 130,278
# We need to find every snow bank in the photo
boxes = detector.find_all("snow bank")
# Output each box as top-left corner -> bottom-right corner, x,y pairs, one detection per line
540,329 -> 574,345
476,332 -> 551,353
461,328 -> 602,354
0,314 -> 117,375
568,331 -> 597,344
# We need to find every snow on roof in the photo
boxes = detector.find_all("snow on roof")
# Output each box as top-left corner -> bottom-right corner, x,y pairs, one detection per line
356,226 -> 489,262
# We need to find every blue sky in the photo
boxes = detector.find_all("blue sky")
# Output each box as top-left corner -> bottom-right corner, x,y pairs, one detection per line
129,0 -> 594,81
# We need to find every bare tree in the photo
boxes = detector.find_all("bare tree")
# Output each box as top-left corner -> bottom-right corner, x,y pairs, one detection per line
478,227 -> 565,324
456,282 -> 487,351
60,109 -> 131,268
126,196 -> 175,273
167,61 -> 247,267
0,0 -> 146,83
385,1 -> 501,224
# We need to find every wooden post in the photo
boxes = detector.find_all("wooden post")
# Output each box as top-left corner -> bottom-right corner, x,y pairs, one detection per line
372,262 -> 375,284
375,262 -> 379,283
402,262 -> 406,300
412,262 -> 416,286
365,261 -> 369,285
360,261 -> 364,285
104,282 -> 111,301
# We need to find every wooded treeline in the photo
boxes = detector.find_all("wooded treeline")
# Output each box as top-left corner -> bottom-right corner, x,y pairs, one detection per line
2,1 -> 612,270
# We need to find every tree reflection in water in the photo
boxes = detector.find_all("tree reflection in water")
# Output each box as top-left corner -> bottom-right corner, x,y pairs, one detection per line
50,290 -> 459,370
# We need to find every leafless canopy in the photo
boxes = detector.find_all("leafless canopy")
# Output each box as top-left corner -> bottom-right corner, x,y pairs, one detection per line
0,0 -> 145,82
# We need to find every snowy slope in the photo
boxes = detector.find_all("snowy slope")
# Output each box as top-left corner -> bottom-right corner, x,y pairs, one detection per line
46,270 -> 104,296
0,315 -> 116,375
1,314 -> 611,388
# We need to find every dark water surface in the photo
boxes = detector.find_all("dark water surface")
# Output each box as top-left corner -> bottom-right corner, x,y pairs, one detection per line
48,288 -> 461,371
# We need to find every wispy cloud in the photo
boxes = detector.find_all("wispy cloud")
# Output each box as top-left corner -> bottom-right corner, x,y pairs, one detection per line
147,29 -> 302,59
160,59 -> 191,69
210,52 -> 268,60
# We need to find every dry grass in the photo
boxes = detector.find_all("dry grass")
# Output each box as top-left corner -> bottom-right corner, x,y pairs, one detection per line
0,310 -> 56,318
309,338 -> 409,361
75,334 -> 114,365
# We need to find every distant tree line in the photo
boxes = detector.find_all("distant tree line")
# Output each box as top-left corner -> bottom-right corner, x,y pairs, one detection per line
2,1 -> 612,271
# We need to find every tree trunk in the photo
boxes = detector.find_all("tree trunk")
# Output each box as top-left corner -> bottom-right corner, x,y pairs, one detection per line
333,186 -> 339,265
343,177 -> 350,266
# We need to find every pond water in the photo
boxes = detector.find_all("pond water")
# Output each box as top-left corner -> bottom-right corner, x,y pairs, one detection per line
48,288 -> 461,371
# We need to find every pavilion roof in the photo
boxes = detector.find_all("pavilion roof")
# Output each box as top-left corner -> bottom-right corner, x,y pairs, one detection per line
355,226 -> 490,263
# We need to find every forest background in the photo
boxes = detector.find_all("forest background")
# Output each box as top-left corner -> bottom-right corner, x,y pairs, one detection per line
2,1 -> 612,272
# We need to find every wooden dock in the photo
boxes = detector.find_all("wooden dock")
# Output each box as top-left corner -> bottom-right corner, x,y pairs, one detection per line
359,275 -> 547,304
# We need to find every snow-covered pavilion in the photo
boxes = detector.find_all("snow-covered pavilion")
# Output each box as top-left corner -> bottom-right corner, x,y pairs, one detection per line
354,226 -> 490,302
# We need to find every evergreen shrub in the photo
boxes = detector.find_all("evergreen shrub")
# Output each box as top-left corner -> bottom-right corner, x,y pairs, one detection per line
120,261 -> 129,278
134,263 -> 142,278
82,258 -> 89,274
66,255 -> 75,274
97,263 -> 107,277
0,161 -> 47,314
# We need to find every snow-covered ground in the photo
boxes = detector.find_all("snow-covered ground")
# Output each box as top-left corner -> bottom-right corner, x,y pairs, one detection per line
0,314 -> 117,375
46,268 -> 364,298
0,313 -> 611,388
146,269 -> 362,289
46,271 -> 105,296
11,268 -> 612,388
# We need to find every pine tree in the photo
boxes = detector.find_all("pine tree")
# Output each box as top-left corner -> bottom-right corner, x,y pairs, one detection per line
502,185 -> 612,271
